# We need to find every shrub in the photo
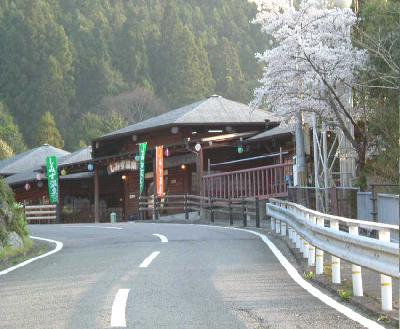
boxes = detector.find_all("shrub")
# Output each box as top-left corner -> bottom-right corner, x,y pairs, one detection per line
0,178 -> 29,245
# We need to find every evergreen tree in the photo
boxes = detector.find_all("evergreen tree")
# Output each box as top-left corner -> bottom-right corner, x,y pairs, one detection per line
0,103 -> 26,153
0,139 -> 13,160
36,112 -> 64,149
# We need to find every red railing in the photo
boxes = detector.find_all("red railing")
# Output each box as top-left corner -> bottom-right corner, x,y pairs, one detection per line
203,163 -> 293,200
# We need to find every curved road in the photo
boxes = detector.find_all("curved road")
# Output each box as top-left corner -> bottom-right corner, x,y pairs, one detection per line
0,223 -> 367,328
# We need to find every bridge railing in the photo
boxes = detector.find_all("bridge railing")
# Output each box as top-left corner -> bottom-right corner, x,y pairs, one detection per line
203,163 -> 293,200
267,198 -> 399,312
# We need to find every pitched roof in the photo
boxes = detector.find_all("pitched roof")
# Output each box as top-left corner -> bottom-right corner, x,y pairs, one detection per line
246,124 -> 293,142
96,95 -> 276,141
5,170 -> 94,186
58,147 -> 92,166
0,144 -> 70,176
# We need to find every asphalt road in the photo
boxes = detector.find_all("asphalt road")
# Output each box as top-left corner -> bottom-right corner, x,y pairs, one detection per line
0,223 -> 368,329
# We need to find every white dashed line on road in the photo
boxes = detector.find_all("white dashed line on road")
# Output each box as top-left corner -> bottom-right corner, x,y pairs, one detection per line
152,233 -> 168,243
139,251 -> 160,268
111,289 -> 130,327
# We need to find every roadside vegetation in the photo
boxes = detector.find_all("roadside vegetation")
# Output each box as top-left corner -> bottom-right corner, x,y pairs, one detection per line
0,177 -> 31,262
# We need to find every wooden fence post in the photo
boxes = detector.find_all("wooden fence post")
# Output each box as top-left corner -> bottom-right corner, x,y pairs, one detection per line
229,197 -> 233,226
209,197 -> 214,222
242,197 -> 247,227
184,194 -> 189,220
255,197 -> 260,228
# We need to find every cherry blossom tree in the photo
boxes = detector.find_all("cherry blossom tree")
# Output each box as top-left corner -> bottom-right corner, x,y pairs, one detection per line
252,0 -> 369,176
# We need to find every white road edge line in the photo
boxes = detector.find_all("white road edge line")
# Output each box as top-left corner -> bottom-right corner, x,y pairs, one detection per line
111,289 -> 130,327
0,236 -> 63,276
213,226 -> 385,329
139,251 -> 160,268
152,233 -> 168,243
63,225 -> 123,230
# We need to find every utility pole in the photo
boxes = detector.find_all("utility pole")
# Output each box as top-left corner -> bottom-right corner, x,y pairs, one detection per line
295,111 -> 307,187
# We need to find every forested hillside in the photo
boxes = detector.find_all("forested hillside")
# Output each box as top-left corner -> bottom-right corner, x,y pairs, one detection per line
0,0 -> 267,151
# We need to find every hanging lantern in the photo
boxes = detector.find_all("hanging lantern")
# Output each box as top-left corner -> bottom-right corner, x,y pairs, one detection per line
134,155 -> 140,161
36,173 -> 42,181
237,146 -> 244,154
164,148 -> 170,157
194,143 -> 202,152
24,183 -> 31,191
87,163 -> 94,171
61,169 -> 67,176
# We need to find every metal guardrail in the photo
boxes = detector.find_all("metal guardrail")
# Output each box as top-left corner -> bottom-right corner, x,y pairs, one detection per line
138,194 -> 261,227
24,204 -> 57,224
267,198 -> 399,312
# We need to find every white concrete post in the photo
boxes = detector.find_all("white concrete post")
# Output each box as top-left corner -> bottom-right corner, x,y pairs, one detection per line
315,217 -> 324,275
296,233 -> 301,249
299,236 -> 304,253
288,227 -> 292,240
349,225 -> 363,297
271,217 -> 275,231
379,230 -> 392,311
308,216 -> 316,266
303,239 -> 309,259
275,219 -> 281,234
281,222 -> 287,236
292,230 -> 297,244
330,220 -> 341,284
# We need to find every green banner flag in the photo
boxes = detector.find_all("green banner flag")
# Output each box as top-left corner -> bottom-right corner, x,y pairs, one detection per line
46,156 -> 59,204
139,142 -> 147,195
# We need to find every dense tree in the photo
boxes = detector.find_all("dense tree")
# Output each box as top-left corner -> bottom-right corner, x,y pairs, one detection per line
0,0 -> 267,149
36,112 -> 64,149
0,103 -> 26,153
0,139 -> 13,160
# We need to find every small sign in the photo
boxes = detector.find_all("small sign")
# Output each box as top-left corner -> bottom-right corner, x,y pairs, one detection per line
107,160 -> 137,174
139,142 -> 147,195
156,146 -> 164,197
46,156 -> 59,204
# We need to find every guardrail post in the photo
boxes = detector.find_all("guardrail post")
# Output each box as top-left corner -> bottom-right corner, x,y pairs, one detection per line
379,229 -> 392,311
330,220 -> 341,284
281,221 -> 286,236
302,214 -> 309,259
184,194 -> 189,220
210,197 -> 214,223
242,197 -> 247,227
229,197 -> 233,226
296,232 -> 301,249
308,216 -> 316,266
271,216 -> 275,231
315,217 -> 324,275
275,219 -> 280,234
349,225 -> 363,297
255,197 -> 260,228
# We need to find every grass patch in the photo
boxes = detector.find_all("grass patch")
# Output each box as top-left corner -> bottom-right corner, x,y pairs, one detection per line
303,271 -> 315,280
338,289 -> 352,301
0,238 -> 50,271
377,314 -> 390,324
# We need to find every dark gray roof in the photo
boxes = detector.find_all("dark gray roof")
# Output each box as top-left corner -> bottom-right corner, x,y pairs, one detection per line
6,170 -> 94,187
96,95 -> 276,141
5,170 -> 39,186
0,144 -> 70,176
246,124 -> 293,142
58,147 -> 92,166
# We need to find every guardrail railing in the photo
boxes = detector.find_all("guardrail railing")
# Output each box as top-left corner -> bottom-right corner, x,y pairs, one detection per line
267,198 -> 399,312
24,204 -> 57,224
138,194 -> 261,227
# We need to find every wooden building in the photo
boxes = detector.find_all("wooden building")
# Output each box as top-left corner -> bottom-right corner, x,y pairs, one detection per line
2,96 -> 295,223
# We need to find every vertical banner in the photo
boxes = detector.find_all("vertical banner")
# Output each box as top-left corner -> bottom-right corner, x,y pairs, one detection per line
46,156 -> 59,204
139,142 -> 147,195
155,146 -> 164,197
